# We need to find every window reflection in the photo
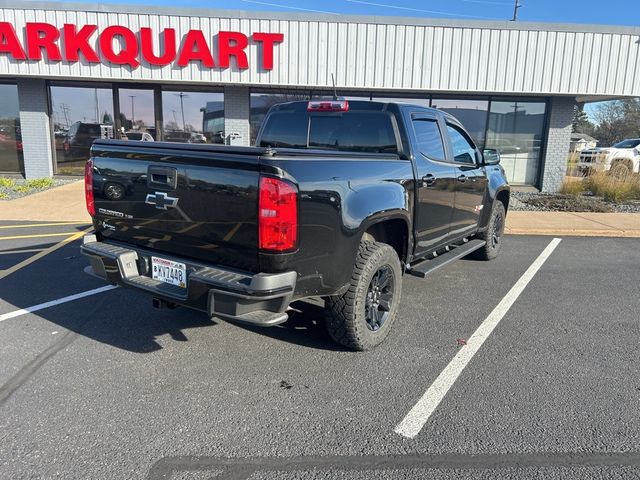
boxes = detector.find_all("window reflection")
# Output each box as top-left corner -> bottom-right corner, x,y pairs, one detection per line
50,85 -> 114,175
250,91 -> 310,145
118,88 -> 155,142
0,84 -> 22,173
486,100 -> 546,184
431,98 -> 489,147
372,96 -> 430,108
162,90 -> 224,144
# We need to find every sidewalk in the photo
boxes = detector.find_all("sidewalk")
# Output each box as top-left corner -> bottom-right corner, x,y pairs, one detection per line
0,180 -> 91,223
506,211 -> 640,237
0,181 -> 639,237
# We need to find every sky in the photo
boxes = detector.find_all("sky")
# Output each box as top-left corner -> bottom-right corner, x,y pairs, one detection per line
40,0 -> 638,26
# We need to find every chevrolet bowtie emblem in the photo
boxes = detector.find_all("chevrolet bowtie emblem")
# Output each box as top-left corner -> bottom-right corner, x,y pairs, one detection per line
145,192 -> 179,210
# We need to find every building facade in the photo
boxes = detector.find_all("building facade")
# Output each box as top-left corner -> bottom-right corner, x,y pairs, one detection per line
1,1 -> 640,190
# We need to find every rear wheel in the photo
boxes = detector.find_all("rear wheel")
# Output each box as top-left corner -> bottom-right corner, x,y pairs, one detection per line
473,201 -> 506,261
104,182 -> 125,201
325,241 -> 402,350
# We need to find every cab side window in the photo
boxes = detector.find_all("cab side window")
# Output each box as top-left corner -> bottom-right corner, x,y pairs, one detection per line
446,124 -> 477,165
412,118 -> 445,161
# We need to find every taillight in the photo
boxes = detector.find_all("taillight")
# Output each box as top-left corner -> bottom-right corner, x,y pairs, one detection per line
85,159 -> 95,216
307,100 -> 349,112
258,176 -> 298,251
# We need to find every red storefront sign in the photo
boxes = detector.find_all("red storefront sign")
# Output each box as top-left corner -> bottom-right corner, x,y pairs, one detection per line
0,22 -> 284,70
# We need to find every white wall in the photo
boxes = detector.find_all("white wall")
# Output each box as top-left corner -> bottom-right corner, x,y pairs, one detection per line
2,2 -> 640,97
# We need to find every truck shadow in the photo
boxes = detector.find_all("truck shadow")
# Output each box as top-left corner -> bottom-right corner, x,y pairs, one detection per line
0,237 -> 345,353
234,300 -> 349,352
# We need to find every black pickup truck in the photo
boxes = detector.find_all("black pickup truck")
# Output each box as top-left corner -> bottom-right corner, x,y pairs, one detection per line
81,100 -> 509,350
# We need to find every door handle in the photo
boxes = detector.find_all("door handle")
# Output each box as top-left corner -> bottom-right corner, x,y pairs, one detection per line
147,165 -> 178,190
457,174 -> 467,183
422,174 -> 436,186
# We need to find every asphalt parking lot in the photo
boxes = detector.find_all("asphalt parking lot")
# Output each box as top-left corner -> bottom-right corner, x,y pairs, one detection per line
0,221 -> 639,479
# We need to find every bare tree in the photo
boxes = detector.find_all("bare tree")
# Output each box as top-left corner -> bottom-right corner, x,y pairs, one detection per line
590,99 -> 640,146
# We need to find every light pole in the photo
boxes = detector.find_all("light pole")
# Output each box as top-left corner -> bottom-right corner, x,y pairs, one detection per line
94,88 -> 100,123
60,104 -> 70,129
174,92 -> 188,131
128,95 -> 136,126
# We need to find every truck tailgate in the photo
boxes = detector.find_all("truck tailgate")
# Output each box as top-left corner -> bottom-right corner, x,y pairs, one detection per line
90,141 -> 261,272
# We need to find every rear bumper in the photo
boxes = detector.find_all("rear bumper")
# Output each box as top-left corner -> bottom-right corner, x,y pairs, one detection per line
80,235 -> 297,326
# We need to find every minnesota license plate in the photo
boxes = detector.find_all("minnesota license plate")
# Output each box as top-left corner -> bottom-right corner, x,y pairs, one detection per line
151,257 -> 187,288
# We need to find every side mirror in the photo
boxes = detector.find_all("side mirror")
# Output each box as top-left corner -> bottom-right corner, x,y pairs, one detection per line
483,148 -> 501,165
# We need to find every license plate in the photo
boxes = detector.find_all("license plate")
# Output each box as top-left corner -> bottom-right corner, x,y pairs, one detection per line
151,257 -> 187,288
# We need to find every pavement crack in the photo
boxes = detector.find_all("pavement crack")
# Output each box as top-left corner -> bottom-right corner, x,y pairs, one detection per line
0,330 -> 79,407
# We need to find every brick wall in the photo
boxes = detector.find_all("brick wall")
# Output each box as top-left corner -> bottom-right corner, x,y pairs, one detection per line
540,97 -> 576,192
18,79 -> 54,179
224,86 -> 250,146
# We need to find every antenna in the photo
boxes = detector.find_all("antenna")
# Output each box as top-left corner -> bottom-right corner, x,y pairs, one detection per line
331,73 -> 338,100
511,0 -> 522,21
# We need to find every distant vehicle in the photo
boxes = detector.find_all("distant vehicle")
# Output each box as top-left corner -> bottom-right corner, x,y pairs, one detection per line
163,130 -> 191,143
487,139 -> 522,155
189,133 -> 207,143
62,122 -> 103,161
0,133 -> 15,151
578,138 -> 640,177
82,100 -> 510,350
124,131 -> 154,142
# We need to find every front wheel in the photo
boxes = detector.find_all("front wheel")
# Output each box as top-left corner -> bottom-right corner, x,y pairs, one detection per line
473,201 -> 506,261
325,241 -> 402,351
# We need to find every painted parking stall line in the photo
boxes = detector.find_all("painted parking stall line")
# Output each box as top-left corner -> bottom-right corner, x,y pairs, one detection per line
0,227 -> 92,280
394,237 -> 562,439
0,285 -> 118,323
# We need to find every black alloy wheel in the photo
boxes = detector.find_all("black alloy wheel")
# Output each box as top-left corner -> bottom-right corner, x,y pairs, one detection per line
491,208 -> 504,248
365,265 -> 395,331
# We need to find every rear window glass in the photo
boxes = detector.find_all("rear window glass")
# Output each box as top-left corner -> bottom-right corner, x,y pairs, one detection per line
78,124 -> 101,135
259,109 -> 398,154
613,139 -> 640,148
259,111 -> 308,148
309,112 -> 397,154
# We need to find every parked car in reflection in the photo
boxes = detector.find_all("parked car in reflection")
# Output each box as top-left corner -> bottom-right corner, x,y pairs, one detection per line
487,139 -> 522,155
163,130 -> 191,143
123,131 -> 154,142
93,166 -> 135,201
189,132 -> 207,143
0,132 -> 16,151
62,122 -> 103,161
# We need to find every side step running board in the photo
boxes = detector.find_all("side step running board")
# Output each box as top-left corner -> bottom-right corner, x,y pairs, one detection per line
407,239 -> 486,279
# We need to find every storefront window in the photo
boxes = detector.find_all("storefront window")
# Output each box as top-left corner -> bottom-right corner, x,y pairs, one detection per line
0,84 -> 22,173
431,98 -> 489,147
250,91 -> 310,145
118,88 -> 156,142
162,90 -> 224,144
486,100 -> 546,184
372,95 -> 430,108
50,85 -> 114,175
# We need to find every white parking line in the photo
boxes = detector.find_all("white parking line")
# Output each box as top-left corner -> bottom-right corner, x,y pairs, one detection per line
394,237 -> 562,439
0,285 -> 118,323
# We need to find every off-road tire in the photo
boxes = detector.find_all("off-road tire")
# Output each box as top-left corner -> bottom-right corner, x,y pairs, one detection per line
472,201 -> 506,261
325,241 -> 402,351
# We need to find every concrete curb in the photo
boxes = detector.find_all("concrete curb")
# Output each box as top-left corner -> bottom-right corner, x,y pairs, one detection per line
506,228 -> 640,238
